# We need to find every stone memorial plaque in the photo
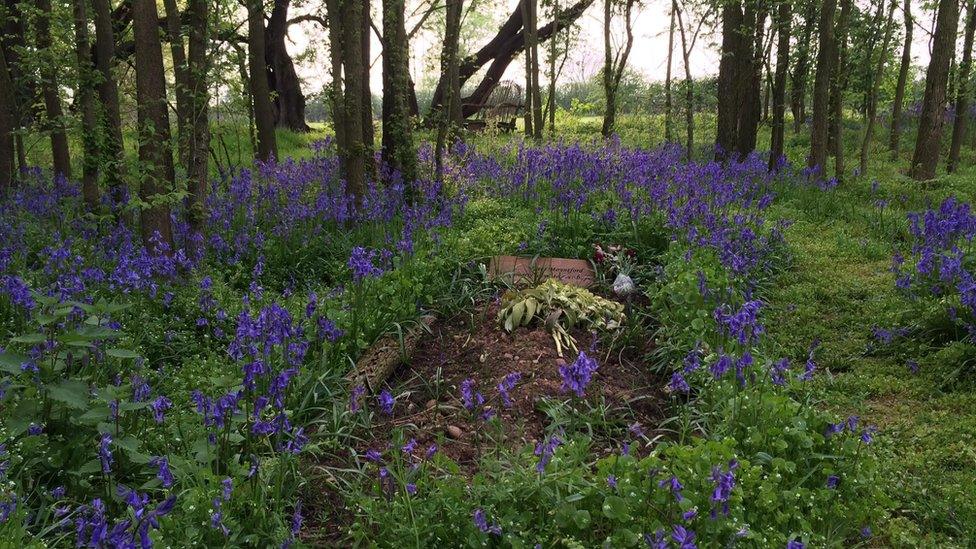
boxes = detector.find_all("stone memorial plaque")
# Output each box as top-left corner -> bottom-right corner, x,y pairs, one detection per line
488,255 -> 596,287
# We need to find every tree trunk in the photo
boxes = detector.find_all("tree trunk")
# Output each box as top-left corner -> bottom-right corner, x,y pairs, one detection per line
0,44 -> 14,190
427,0 -> 593,122
530,0 -> 543,137
436,0 -> 462,180
341,0 -> 367,198
132,0 -> 175,251
948,0 -> 976,172
523,0 -> 536,137
601,0 -> 613,136
909,0 -> 960,180
92,0 -> 126,204
734,1 -> 766,157
664,0 -> 676,143
381,0 -> 417,187
675,0 -> 694,160
888,0 -> 912,159
601,0 -> 634,138
858,0 -> 897,177
830,0 -> 852,181
185,0 -> 210,256
791,1 -> 816,134
162,0 -> 190,162
267,0 -> 311,132
716,0 -> 744,159
72,0 -> 100,209
769,0 -> 791,171
547,0 -> 560,135
327,0 -> 347,174
362,4 -> 375,179
248,0 -> 279,162
34,0 -> 72,179
809,0 -> 836,172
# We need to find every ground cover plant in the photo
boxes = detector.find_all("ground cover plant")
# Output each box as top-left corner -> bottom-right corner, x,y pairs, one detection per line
4,0 -> 976,545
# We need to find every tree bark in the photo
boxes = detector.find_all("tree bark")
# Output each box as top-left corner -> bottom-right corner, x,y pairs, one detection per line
435,0 -> 462,180
267,0 -> 310,131
92,0 -> 126,204
769,0 -> 791,171
675,0 -> 694,160
858,0 -> 897,177
185,0 -> 210,256
34,0 -> 72,179
72,0 -> 101,209
791,0 -> 816,134
716,0 -> 744,159
529,0 -> 543,137
809,0 -> 836,172
888,0 -> 912,159
601,0 -> 634,137
830,0 -> 852,181
381,0 -> 417,187
361,4 -> 375,180
948,0 -> 976,173
909,0 -> 960,180
523,0 -> 536,136
734,1 -> 766,157
162,0 -> 190,162
341,0 -> 367,198
427,0 -> 593,121
132,0 -> 175,251
327,0 -> 346,174
0,44 -> 14,190
248,0 -> 279,162
664,0 -> 676,143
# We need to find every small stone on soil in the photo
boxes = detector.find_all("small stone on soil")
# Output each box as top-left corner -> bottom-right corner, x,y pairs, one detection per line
446,425 -> 463,439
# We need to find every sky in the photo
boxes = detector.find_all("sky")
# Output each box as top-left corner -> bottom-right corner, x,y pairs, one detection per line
286,0 -> 938,98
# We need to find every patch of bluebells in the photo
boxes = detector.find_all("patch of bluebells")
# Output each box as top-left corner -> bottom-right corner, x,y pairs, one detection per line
558,351 -> 599,397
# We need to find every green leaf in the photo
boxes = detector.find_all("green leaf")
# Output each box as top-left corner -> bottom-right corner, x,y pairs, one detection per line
601,495 -> 631,521
11,333 -> 46,344
106,348 -> 141,359
0,351 -> 28,375
47,379 -> 90,409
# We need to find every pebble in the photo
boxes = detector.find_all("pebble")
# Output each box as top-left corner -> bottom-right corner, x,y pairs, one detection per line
446,425 -> 463,439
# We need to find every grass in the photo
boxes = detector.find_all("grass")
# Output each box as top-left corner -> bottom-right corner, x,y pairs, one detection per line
15,111 -> 976,545
766,141 -> 976,547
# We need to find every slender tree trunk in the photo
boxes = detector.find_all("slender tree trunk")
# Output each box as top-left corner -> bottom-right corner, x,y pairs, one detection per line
341,0 -> 366,198
0,45 -> 14,190
162,0 -> 190,162
547,0 -> 560,135
909,0 -> 960,180
675,0 -> 694,160
92,0 -> 126,204
859,0 -> 897,176
327,0 -> 346,175
889,0 -> 912,159
769,0 -> 791,171
267,0 -> 310,131
948,0 -> 976,172
664,0 -> 676,143
734,1 -> 766,157
248,0 -> 279,162
830,0 -> 852,181
601,0 -> 634,137
381,0 -> 417,187
361,5 -> 375,180
601,0 -> 614,137
436,0 -> 462,180
185,0 -> 210,255
716,0 -> 744,159
34,0 -> 72,179
72,0 -> 100,209
809,0 -> 836,172
523,0 -> 535,137
791,1 -> 816,134
530,0 -> 543,137
132,0 -> 175,251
